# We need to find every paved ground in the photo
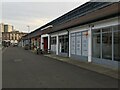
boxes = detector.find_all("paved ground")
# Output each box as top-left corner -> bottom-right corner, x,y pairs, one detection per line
45,54 -> 119,79
2,47 -> 118,88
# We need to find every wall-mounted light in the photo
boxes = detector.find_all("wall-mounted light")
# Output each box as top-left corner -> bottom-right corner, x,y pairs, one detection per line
41,25 -> 53,31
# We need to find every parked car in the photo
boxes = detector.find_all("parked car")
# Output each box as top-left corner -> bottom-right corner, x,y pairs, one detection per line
13,43 -> 18,47
24,44 -> 29,50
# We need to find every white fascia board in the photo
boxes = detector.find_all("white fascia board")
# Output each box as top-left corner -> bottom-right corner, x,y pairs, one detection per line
41,25 -> 53,31
50,30 -> 68,36
92,17 -> 119,29
41,34 -> 49,38
69,25 -> 89,34
58,31 -> 68,36
69,17 -> 118,34
50,34 -> 58,37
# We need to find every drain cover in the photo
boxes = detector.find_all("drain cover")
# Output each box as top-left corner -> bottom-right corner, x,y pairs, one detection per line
13,59 -> 22,62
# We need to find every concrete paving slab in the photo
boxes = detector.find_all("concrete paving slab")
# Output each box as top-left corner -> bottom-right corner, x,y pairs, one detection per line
44,54 -> 120,79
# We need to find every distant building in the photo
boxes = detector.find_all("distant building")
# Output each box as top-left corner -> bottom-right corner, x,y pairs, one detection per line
0,23 -> 3,46
2,31 -> 27,46
4,24 -> 13,32
0,23 -> 4,33
0,23 -> 14,32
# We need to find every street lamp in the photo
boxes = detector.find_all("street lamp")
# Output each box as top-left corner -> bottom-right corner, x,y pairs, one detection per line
27,25 -> 30,33
27,25 -> 30,49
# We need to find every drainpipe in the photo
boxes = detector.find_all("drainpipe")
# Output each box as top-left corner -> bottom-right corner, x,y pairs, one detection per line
66,29 -> 69,57
49,36 -> 51,52
29,38 -> 31,50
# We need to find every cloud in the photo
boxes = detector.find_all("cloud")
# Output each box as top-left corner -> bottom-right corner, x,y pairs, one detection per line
2,0 -> 90,2
2,1 -> 89,32
3,17 -> 53,32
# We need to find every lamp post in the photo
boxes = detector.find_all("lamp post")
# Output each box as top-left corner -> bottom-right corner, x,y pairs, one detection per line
27,25 -> 30,49
27,25 -> 30,33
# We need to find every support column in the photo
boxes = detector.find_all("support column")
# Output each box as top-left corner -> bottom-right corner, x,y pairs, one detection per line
88,26 -> 92,62
56,35 -> 59,55
40,36 -> 43,50
48,35 -> 50,50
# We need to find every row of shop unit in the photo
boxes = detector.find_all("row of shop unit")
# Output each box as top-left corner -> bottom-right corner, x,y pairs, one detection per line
21,2 -> 120,69
21,17 -> 120,69
21,36 -> 40,50
49,17 -> 120,69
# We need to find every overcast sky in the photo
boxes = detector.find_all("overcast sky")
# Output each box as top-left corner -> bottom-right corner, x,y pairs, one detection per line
1,1 -> 90,33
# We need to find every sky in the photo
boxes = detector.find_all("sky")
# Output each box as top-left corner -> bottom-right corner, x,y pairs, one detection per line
1,0 -> 90,33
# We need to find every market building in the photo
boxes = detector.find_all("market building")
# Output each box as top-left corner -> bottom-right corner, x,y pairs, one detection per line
22,2 -> 120,69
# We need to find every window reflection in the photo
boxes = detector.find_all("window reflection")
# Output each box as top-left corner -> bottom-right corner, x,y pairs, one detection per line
51,37 -> 56,45
92,25 -> 120,62
59,35 -> 68,53
102,28 -> 112,60
114,31 -> 120,61
92,29 -> 101,58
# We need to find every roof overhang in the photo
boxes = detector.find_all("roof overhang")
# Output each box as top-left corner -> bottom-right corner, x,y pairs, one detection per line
48,2 -> 119,33
22,2 -> 119,39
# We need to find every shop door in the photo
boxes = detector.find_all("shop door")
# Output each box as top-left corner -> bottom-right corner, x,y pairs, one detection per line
43,37 -> 48,51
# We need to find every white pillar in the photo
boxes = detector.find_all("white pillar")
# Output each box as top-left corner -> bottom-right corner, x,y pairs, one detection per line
56,35 -> 59,55
88,26 -> 92,62
41,36 -> 43,50
48,35 -> 50,50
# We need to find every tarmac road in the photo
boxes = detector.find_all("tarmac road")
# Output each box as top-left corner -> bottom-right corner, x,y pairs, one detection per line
2,47 -> 118,88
